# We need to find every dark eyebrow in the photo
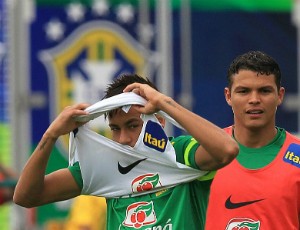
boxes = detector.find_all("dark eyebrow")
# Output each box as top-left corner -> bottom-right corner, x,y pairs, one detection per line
234,84 -> 274,90
259,85 -> 274,89
233,86 -> 248,91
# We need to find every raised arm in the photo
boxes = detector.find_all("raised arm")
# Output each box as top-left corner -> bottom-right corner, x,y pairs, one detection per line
123,83 -> 239,170
13,103 -> 89,208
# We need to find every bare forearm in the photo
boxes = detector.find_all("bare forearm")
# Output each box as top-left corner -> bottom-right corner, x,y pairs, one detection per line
157,96 -> 238,161
14,132 -> 57,204
14,104 -> 89,207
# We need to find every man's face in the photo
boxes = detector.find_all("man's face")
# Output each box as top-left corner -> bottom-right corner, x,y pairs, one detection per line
224,69 -> 285,131
108,106 -> 144,147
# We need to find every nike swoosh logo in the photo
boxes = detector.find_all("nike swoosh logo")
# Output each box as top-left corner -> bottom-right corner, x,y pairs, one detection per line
225,195 -> 264,209
118,158 -> 147,174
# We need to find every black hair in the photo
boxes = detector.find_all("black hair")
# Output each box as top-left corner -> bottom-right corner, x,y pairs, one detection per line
103,73 -> 157,118
227,51 -> 281,90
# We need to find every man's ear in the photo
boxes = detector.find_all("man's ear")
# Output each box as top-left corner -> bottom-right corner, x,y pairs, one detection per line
224,87 -> 232,106
156,115 -> 166,128
277,87 -> 285,106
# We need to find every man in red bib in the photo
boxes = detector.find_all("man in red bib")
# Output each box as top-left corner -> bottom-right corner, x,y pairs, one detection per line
205,51 -> 300,229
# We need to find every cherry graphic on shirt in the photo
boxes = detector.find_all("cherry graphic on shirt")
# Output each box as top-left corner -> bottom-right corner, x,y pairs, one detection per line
142,182 -> 153,191
137,182 -> 153,192
131,210 -> 147,228
127,202 -> 154,228
133,174 -> 160,193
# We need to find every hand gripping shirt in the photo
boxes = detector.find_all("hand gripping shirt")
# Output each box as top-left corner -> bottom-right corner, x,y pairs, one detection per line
205,126 -> 300,230
68,93 -> 214,229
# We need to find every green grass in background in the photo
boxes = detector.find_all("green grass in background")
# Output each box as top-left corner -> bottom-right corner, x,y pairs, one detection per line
0,123 -> 12,230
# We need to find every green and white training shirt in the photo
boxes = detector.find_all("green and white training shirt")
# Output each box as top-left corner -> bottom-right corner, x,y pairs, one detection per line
68,93 -> 214,229
69,135 -> 213,230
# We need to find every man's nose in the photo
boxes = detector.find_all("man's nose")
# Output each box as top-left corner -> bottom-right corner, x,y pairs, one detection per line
249,92 -> 260,104
118,130 -> 132,146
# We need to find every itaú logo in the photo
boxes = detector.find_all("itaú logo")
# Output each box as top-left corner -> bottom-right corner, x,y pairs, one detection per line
283,143 -> 300,168
143,120 -> 167,152
123,201 -> 156,228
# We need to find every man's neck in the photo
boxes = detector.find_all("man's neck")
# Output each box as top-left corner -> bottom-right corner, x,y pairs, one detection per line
232,125 -> 277,148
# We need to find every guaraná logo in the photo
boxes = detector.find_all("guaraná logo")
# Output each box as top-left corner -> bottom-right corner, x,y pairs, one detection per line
226,218 -> 260,230
131,173 -> 161,193
123,201 -> 157,228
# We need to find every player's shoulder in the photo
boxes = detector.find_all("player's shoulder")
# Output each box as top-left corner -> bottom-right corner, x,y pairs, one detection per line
169,135 -> 196,145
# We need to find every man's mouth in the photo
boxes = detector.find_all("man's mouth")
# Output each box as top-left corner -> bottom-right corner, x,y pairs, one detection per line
246,110 -> 263,114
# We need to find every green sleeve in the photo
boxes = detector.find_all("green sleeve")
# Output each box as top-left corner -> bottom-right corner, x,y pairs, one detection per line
170,135 -> 200,169
68,162 -> 83,190
170,135 -> 215,181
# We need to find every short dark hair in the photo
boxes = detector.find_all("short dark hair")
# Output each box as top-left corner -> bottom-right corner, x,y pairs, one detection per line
103,73 -> 157,118
227,51 -> 281,90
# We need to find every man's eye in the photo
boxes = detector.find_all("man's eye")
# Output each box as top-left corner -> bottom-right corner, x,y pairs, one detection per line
262,89 -> 271,93
110,127 -> 119,131
129,124 -> 139,129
